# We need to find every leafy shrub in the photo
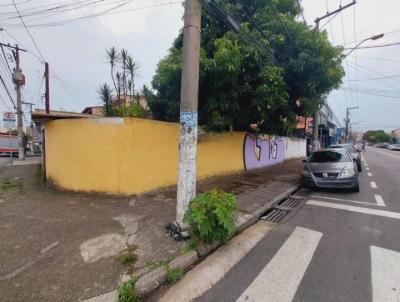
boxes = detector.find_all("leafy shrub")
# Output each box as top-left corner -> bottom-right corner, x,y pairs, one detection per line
166,267 -> 184,284
118,280 -> 140,302
125,103 -> 146,118
184,189 -> 237,244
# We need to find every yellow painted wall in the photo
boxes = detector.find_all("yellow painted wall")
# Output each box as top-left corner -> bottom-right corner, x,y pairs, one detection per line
45,118 -> 245,195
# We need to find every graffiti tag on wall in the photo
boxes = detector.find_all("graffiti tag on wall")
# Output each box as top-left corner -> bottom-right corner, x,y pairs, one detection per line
243,134 -> 285,170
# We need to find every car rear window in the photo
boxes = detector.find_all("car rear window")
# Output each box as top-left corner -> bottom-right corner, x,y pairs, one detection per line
330,144 -> 356,153
309,150 -> 351,163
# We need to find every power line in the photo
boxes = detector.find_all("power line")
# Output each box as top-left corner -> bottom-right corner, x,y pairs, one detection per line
324,0 -> 335,44
344,41 -> 400,50
0,73 -> 16,108
0,44 -> 13,76
344,74 -> 400,82
12,0 -> 46,62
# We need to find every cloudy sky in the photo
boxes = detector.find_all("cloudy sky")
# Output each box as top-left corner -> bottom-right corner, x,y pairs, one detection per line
1,0 -> 400,133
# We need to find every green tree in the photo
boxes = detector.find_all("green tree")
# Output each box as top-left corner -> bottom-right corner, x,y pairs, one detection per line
363,130 -> 390,144
98,83 -> 114,116
150,0 -> 344,134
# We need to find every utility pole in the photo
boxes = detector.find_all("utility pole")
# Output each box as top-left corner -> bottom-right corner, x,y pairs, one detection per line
345,106 -> 359,142
45,62 -> 50,113
313,0 -> 356,150
14,45 -> 25,160
176,0 -> 202,227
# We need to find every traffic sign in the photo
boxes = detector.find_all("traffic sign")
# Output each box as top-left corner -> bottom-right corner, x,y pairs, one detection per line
3,112 -> 16,129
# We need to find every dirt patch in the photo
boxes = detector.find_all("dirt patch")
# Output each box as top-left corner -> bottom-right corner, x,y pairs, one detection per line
0,159 -> 302,302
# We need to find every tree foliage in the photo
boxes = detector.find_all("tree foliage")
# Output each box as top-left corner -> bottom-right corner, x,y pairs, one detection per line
150,0 -> 344,134
362,130 -> 391,144
98,83 -> 113,116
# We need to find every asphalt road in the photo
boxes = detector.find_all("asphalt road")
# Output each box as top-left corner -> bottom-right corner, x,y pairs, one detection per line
192,147 -> 400,302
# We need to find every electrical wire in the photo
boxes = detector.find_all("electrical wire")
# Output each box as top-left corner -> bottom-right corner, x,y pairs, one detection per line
324,0 -> 335,44
344,42 -> 400,50
0,73 -> 17,108
12,0 -> 46,62
344,74 -> 400,82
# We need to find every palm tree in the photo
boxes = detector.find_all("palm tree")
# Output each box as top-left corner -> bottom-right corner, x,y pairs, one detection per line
115,71 -> 122,104
127,79 -> 133,99
106,47 -> 118,96
125,55 -> 139,103
120,48 -> 128,98
98,83 -> 113,116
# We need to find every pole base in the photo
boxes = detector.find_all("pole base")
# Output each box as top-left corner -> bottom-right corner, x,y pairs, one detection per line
165,222 -> 190,241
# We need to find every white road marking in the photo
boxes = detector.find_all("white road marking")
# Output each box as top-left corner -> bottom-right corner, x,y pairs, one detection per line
160,221 -> 274,302
368,172 -> 373,177
310,195 -> 383,207
370,181 -> 378,189
372,148 -> 400,161
366,167 -> 370,170
374,195 -> 386,207
235,227 -> 322,302
40,241 -> 59,254
0,241 -> 60,281
371,246 -> 400,302
307,200 -> 400,219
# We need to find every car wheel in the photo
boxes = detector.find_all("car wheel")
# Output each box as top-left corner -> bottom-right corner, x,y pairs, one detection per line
353,185 -> 360,192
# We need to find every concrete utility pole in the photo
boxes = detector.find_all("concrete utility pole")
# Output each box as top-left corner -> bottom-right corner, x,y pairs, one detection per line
313,0 -> 356,151
345,106 -> 359,142
176,0 -> 202,226
14,46 -> 24,160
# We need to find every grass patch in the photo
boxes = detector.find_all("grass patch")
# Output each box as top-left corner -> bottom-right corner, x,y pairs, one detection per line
184,239 -> 199,252
166,267 -> 184,284
0,179 -> 23,191
148,259 -> 168,271
118,280 -> 140,302
117,252 -> 137,266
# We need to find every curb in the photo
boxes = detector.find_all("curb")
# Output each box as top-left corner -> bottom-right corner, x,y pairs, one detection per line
83,184 -> 300,302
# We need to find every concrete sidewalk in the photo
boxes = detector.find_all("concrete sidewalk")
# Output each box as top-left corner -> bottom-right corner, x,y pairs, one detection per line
0,159 -> 302,302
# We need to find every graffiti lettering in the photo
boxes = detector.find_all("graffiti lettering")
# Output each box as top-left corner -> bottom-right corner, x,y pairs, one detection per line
243,134 -> 285,170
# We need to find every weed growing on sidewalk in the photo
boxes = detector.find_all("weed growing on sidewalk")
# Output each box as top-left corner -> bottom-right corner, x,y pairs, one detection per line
118,280 -> 140,302
166,267 -> 184,284
0,179 -> 23,191
117,252 -> 137,266
184,189 -> 237,244
148,259 -> 168,271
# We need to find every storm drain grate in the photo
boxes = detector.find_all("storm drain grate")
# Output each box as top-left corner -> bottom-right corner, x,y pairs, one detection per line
279,197 -> 301,208
261,193 -> 305,223
261,208 -> 289,223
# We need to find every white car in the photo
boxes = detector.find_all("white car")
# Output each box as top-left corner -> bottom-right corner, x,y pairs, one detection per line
391,144 -> 400,151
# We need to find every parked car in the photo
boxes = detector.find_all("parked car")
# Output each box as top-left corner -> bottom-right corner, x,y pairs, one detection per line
0,134 -> 18,157
302,149 -> 359,192
329,143 -> 362,172
375,143 -> 389,148
390,144 -> 400,151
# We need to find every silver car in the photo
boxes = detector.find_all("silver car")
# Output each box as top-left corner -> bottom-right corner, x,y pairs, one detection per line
302,148 -> 360,192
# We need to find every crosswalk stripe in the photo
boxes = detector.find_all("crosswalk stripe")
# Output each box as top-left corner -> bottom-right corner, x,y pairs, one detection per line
371,246 -> 400,302
235,227 -> 322,302
307,200 -> 400,219
374,195 -> 386,207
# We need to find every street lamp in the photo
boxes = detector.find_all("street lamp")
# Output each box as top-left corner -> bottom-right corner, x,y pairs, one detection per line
344,33 -> 384,58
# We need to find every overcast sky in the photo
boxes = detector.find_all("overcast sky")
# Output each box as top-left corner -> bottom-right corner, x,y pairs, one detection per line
1,0 -> 400,133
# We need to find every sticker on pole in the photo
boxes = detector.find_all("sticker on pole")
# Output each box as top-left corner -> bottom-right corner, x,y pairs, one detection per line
3,112 -> 16,129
